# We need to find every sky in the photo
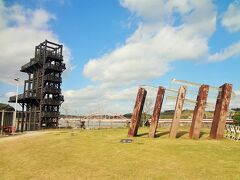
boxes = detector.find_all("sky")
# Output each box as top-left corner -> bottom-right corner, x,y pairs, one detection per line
0,0 -> 240,115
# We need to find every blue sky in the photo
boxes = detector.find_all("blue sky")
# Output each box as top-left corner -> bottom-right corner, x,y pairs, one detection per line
0,0 -> 240,114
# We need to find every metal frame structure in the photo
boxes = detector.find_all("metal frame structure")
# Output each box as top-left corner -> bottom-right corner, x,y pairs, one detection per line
9,40 -> 65,131
128,80 -> 233,140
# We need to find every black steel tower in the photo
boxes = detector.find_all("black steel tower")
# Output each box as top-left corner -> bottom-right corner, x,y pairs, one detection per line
9,40 -> 66,131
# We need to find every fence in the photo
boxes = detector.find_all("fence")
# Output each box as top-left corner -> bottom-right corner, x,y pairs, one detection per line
0,110 -> 28,135
225,124 -> 240,140
58,118 -> 130,129
0,110 -> 14,135
158,119 -> 233,128
58,118 -> 234,129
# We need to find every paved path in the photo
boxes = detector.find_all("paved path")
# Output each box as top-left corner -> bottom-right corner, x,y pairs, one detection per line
0,131 -> 49,143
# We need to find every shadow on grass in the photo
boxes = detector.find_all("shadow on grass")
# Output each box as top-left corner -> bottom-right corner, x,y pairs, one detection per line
176,131 -> 188,138
136,132 -> 149,137
155,131 -> 169,138
199,131 -> 208,138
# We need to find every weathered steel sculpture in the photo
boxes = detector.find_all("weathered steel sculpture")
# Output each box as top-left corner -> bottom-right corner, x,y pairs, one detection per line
169,86 -> 186,138
210,83 -> 232,139
9,40 -> 65,131
189,85 -> 209,139
149,86 -> 165,138
128,88 -> 147,137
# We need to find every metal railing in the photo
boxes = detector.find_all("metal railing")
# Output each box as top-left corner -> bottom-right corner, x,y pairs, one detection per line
44,74 -> 62,83
42,112 -> 60,118
44,63 -> 66,72
46,51 -> 63,60
225,124 -> 240,140
43,87 -> 61,94
42,99 -> 61,105
58,118 -> 129,129
9,92 -> 41,102
21,57 -> 43,71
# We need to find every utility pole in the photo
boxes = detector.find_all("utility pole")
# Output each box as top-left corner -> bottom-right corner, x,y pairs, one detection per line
13,77 -> 19,134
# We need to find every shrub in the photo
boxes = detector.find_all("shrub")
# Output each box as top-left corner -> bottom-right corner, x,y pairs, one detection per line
232,112 -> 240,125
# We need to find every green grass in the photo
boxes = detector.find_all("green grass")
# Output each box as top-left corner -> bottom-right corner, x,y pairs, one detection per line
0,128 -> 240,180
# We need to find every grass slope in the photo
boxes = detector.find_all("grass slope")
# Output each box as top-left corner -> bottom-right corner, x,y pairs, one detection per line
0,128 -> 239,180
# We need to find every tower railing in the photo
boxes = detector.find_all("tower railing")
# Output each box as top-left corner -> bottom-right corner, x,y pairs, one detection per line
43,74 -> 62,83
44,63 -> 66,72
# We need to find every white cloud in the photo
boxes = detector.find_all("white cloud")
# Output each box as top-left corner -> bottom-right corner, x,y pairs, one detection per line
221,3 -> 240,33
0,1 -> 72,85
208,40 -> 240,62
61,0 -> 240,114
61,84 -> 162,115
230,90 -> 240,109
5,91 -> 15,97
78,0 -> 219,114
83,0 -> 216,87
62,86 -> 139,114
3,0 -> 239,115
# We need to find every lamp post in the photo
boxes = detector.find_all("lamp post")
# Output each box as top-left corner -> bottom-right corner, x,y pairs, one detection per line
13,77 -> 19,134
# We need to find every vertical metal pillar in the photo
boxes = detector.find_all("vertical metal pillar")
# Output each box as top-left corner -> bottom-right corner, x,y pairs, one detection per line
24,105 -> 28,131
16,111 -> 19,131
29,108 -> 32,130
33,106 -> 37,130
169,86 -> 186,138
128,88 -> 147,137
189,85 -> 209,139
210,83 -> 232,139
21,104 -> 25,132
1,110 -> 4,135
148,86 -> 165,138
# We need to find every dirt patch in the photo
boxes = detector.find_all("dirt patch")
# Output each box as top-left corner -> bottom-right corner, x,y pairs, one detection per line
0,131 -> 50,143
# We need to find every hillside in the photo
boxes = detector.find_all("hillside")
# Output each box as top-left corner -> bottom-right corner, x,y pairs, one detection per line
124,110 -> 214,119
161,110 -> 214,119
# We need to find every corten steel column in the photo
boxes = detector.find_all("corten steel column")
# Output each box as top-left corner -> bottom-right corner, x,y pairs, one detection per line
148,87 -> 165,138
210,83 -> 232,139
169,86 -> 186,138
189,85 -> 209,139
128,88 -> 147,137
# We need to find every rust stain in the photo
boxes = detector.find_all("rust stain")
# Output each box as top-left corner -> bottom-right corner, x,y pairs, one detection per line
210,83 -> 232,139
128,88 -> 147,137
189,85 -> 209,139
169,86 -> 186,138
149,86 -> 165,138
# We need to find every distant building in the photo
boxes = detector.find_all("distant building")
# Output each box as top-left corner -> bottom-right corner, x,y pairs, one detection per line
9,40 -> 66,131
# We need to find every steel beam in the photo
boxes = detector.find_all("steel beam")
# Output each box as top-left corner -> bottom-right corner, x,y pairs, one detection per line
189,85 -> 209,139
169,86 -> 186,138
149,86 -> 165,138
210,83 -> 232,139
128,88 -> 147,137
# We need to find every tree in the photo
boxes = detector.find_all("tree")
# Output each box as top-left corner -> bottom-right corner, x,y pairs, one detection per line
232,112 -> 240,125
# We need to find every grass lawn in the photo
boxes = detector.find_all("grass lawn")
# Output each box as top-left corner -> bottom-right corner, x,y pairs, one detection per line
0,128 -> 239,180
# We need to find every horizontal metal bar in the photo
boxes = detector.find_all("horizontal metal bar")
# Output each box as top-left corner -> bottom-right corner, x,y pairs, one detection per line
171,79 -> 222,91
206,103 -> 215,108
140,84 -> 158,89
166,95 -> 199,106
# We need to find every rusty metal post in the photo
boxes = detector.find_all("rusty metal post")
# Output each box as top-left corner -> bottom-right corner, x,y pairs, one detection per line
128,88 -> 147,137
210,83 -> 232,139
169,86 -> 186,138
148,87 -> 165,138
189,85 -> 209,139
